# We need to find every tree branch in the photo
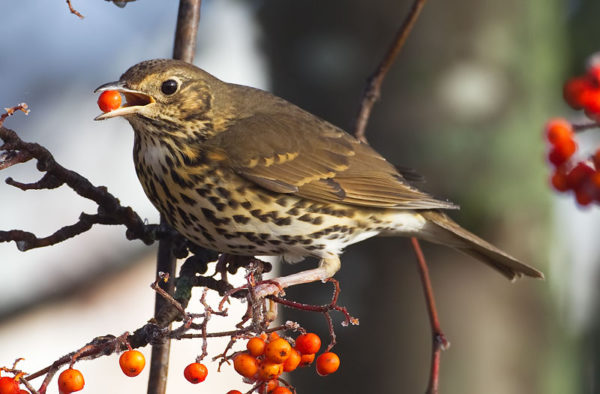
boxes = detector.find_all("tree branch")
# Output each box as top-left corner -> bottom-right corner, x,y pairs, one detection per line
411,238 -> 448,394
145,1 -> 203,393
353,0 -> 429,143
351,1 -> 445,392
0,123 -> 168,250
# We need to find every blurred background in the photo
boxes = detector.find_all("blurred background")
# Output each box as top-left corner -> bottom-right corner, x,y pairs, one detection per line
0,0 -> 599,393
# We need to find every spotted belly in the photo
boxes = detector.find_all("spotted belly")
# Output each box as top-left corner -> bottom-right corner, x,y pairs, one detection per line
134,145 -> 426,261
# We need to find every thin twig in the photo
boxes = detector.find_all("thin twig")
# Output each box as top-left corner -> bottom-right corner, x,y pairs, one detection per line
353,0 -> 429,142
268,279 -> 358,351
411,237 -> 448,394
151,273 -> 188,319
351,0 -> 444,391
65,0 -> 84,19
572,121 -> 600,132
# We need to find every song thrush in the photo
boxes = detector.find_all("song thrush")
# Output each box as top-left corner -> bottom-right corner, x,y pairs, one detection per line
95,59 -> 543,295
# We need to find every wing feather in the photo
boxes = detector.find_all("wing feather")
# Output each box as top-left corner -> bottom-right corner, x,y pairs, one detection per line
205,109 -> 456,210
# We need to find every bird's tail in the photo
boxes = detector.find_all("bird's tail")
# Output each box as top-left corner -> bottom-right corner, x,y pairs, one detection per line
419,211 -> 543,281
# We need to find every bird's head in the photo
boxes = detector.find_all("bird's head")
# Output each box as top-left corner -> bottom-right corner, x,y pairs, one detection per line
94,59 -> 225,141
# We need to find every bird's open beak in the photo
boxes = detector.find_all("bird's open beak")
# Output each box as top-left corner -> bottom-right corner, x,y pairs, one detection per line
93,81 -> 155,121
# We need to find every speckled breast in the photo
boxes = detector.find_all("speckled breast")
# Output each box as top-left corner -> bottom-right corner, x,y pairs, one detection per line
132,135 -> 395,262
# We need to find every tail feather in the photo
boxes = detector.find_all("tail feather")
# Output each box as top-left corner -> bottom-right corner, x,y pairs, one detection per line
420,211 -> 544,281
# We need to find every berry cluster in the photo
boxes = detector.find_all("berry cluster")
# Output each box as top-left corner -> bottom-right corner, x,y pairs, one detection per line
545,119 -> 600,206
0,375 -> 27,394
545,62 -> 600,206
563,63 -> 600,116
229,332 -> 339,393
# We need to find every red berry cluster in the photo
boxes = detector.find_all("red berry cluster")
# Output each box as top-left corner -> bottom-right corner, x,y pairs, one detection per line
0,375 -> 27,394
545,119 -> 600,206
229,332 -> 339,393
563,63 -> 600,117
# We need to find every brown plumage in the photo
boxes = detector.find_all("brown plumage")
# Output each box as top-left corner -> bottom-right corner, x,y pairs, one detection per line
95,59 -> 542,292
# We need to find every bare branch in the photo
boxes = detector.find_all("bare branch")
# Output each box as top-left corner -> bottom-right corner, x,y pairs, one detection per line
411,237 -> 448,394
65,0 -> 84,19
0,123 -> 166,249
353,0 -> 429,143
173,0 -> 202,63
351,1 -> 444,392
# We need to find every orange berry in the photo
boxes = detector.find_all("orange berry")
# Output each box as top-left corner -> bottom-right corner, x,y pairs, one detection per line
264,338 -> 292,363
299,353 -> 315,367
563,76 -> 594,110
545,118 -> 574,146
283,348 -> 301,372
295,333 -> 321,355
567,163 -> 594,190
184,362 -> 208,384
548,138 -> 577,167
267,332 -> 280,342
119,350 -> 146,377
585,89 -> 600,118
258,379 -> 279,392
0,377 -> 19,394
316,352 -> 340,376
247,337 -> 266,357
551,170 -> 569,192
590,171 -> 600,189
233,353 -> 259,378
575,187 -> 594,206
226,391 -> 242,394
593,149 -> 600,170
271,387 -> 292,394
258,361 -> 283,380
97,90 -> 122,113
588,65 -> 600,85
57,368 -> 85,393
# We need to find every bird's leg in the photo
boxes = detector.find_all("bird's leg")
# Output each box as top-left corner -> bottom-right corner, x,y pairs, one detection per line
254,255 -> 341,298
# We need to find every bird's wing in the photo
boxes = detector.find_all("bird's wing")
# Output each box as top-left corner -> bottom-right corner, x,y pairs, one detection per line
205,111 -> 457,210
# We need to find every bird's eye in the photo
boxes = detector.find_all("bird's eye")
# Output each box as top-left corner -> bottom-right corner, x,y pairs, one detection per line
161,79 -> 178,95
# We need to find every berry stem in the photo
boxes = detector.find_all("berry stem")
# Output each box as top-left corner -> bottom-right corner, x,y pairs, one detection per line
572,121 -> 600,132
268,278 -> 358,351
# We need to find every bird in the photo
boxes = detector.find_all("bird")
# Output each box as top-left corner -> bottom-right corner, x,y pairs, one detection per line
94,59 -> 543,296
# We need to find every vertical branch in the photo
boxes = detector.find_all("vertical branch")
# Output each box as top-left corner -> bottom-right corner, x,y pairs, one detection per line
147,229 -> 177,394
410,238 -> 448,394
147,1 -> 202,394
353,0 -> 428,143
173,0 -> 202,63
352,0 -> 447,393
